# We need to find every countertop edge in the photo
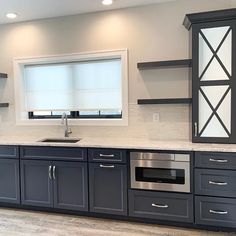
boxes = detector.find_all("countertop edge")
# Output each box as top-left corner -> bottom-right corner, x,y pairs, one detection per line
0,137 -> 235,152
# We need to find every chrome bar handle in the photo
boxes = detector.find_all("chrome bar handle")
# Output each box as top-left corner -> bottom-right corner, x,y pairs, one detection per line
209,158 -> 228,163
152,203 -> 169,208
194,122 -> 198,137
99,154 -> 115,158
48,166 -> 52,180
99,164 -> 115,168
209,209 -> 228,215
209,181 -> 228,186
53,166 -> 56,180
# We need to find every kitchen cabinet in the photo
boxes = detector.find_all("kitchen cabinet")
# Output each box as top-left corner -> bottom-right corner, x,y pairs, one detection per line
20,146 -> 87,161
129,190 -> 193,223
21,160 -> 53,207
0,146 -> 20,204
89,148 -> 127,215
195,168 -> 236,198
194,151 -> 236,228
88,148 -> 126,163
1,144 -> 235,231
89,163 -> 127,215
195,151 -> 236,169
195,196 -> 236,228
0,159 -> 20,204
184,9 -> 236,143
53,161 -> 88,211
20,147 -> 88,211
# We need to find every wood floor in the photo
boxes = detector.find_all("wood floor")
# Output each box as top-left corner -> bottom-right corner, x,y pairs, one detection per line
0,208 -> 234,236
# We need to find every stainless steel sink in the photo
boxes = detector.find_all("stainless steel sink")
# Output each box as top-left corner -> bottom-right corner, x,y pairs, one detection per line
38,138 -> 80,143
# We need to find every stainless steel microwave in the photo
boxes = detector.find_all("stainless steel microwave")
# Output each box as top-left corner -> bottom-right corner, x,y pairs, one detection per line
130,152 -> 190,193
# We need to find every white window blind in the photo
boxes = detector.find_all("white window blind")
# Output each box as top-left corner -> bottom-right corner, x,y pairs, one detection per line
24,58 -> 122,112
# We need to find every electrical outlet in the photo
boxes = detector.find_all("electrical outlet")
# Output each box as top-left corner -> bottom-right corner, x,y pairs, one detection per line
153,113 -> 160,122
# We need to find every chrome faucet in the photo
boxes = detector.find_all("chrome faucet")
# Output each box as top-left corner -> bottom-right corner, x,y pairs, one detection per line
61,112 -> 72,138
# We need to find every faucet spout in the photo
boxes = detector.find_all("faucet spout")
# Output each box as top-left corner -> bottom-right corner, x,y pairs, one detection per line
61,112 -> 72,138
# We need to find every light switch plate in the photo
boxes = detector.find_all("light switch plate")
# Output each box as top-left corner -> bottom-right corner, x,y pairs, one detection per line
153,113 -> 160,122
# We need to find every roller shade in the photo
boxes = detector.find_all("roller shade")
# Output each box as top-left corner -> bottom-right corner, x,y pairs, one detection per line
24,59 -> 122,112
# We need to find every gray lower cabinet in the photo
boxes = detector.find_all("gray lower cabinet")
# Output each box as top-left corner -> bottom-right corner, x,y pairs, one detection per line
0,159 -> 20,204
129,190 -> 193,223
21,160 -> 53,207
53,161 -> 88,211
194,151 -> 236,229
88,148 -> 126,164
21,160 -> 88,211
195,169 -> 236,198
89,163 -> 127,215
195,196 -> 236,228
195,152 -> 236,170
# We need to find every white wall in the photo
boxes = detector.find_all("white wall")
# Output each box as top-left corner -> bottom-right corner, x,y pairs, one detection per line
0,0 -> 233,140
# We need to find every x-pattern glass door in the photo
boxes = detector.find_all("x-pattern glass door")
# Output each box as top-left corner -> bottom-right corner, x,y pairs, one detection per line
193,21 -> 235,143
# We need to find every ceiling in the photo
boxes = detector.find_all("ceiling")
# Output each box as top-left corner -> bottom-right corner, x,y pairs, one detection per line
0,0 -> 175,24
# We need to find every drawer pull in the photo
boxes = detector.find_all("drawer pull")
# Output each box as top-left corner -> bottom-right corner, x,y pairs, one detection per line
152,203 -> 169,208
48,165 -> 52,180
209,209 -> 228,215
99,154 -> 115,158
209,181 -> 228,186
209,158 -> 228,163
53,166 -> 56,180
100,164 -> 115,168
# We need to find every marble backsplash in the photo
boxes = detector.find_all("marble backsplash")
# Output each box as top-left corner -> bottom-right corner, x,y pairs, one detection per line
0,103 -> 191,141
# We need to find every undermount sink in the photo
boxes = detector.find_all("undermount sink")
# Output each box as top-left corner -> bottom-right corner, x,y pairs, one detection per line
38,138 -> 81,143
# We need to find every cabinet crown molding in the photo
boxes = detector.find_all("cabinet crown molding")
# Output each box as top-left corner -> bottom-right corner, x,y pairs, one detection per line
183,8 -> 236,30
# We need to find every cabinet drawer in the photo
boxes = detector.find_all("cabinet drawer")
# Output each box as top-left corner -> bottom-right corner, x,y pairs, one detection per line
0,146 -> 18,159
129,190 -> 193,223
88,148 -> 126,163
195,169 -> 236,198
195,196 -> 236,228
20,146 -> 87,161
195,152 -> 236,169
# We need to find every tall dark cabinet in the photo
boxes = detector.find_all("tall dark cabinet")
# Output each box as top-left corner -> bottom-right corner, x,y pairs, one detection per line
184,9 -> 236,143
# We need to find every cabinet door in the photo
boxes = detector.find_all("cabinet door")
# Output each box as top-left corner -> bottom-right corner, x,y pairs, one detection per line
0,159 -> 20,204
89,163 -> 127,215
21,160 -> 53,207
192,20 -> 236,143
53,161 -> 88,211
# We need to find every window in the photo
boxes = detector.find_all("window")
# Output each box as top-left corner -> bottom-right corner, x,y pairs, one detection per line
14,50 -> 128,126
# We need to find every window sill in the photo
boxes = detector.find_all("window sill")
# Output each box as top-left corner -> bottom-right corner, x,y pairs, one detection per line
16,117 -> 128,127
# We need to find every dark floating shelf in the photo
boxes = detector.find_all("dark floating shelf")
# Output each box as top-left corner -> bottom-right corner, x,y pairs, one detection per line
138,98 -> 192,105
0,103 -> 9,108
0,73 -> 8,79
137,59 -> 192,70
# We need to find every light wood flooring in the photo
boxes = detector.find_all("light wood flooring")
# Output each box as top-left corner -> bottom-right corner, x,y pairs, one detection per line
0,208 -> 234,236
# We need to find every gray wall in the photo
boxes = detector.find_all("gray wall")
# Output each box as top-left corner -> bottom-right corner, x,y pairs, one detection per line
0,0 -> 234,140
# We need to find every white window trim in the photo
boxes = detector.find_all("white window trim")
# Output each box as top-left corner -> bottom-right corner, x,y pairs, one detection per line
13,49 -> 128,126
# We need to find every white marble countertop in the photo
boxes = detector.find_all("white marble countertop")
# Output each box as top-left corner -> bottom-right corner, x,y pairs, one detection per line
0,135 -> 236,152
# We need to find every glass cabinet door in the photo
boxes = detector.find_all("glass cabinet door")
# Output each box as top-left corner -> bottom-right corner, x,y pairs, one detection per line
193,21 -> 235,143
